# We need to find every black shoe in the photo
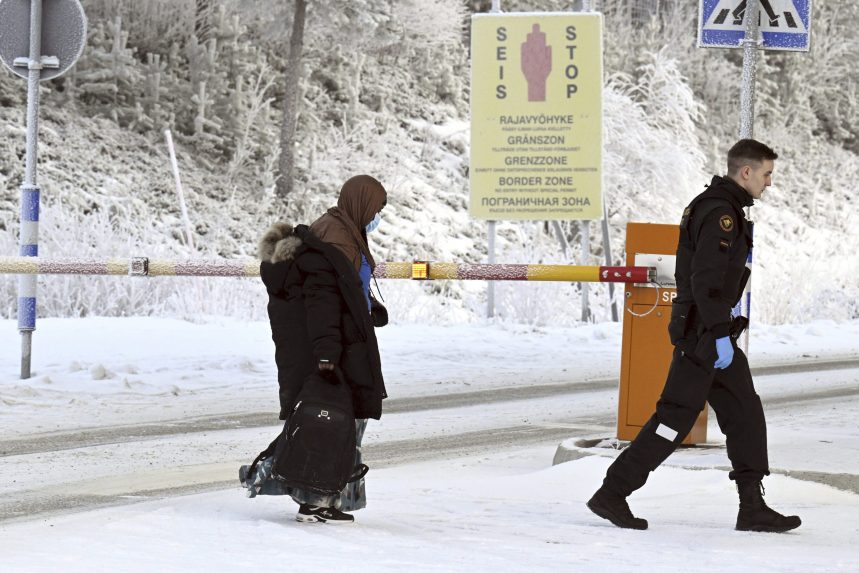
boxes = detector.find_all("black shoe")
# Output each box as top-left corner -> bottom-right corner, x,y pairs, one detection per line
587,487 -> 648,530
736,482 -> 801,533
296,504 -> 355,524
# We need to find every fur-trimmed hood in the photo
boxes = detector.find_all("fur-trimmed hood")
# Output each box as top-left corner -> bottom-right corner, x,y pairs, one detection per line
258,222 -> 303,264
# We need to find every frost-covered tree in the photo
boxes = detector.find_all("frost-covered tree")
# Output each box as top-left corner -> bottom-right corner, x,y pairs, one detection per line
271,0 -> 466,199
2,0 -> 856,324
276,0 -> 307,200
73,16 -> 144,122
195,0 -> 214,44
765,2 -> 859,151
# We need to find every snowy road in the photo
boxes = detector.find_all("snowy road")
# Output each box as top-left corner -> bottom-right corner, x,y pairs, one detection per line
1,319 -> 857,572
2,359 -> 856,525
2,357 -> 855,457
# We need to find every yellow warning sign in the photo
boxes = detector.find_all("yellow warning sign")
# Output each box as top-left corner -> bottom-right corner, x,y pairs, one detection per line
469,13 -> 603,220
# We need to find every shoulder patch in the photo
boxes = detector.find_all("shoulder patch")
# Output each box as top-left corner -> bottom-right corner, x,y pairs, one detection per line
719,214 -> 734,232
679,206 -> 692,228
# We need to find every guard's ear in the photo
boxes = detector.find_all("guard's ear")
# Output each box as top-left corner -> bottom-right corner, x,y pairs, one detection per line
740,165 -> 752,180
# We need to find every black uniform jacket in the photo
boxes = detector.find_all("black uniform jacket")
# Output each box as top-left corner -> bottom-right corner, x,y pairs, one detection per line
673,176 -> 754,340
259,223 -> 386,420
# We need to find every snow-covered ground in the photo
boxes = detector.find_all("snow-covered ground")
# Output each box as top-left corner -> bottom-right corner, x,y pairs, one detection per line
1,447 -> 858,572
1,317 -> 858,435
0,317 -> 858,572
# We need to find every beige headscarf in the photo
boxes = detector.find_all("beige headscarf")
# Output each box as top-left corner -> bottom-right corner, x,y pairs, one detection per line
310,175 -> 387,272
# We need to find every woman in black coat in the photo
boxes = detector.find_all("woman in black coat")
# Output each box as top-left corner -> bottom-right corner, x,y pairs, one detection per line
258,175 -> 387,523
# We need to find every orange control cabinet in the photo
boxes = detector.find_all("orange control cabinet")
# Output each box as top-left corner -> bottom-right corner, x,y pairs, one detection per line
616,223 -> 707,445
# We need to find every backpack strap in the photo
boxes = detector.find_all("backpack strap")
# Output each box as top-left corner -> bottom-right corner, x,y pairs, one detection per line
348,463 -> 370,483
245,431 -> 283,482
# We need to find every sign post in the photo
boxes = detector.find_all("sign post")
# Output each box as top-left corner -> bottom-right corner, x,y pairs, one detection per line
0,0 -> 87,378
697,0 -> 811,353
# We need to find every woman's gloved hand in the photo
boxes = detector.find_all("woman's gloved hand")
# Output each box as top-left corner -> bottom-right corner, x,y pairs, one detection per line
714,336 -> 734,369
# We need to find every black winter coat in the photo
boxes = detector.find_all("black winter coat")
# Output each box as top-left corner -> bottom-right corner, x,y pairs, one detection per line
259,223 -> 386,420
673,176 -> 754,339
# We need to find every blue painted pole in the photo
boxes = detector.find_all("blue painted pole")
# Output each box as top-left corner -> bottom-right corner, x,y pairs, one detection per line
18,185 -> 40,330
17,0 -> 45,379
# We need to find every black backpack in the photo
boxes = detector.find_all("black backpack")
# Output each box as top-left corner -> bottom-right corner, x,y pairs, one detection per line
240,370 -> 368,498
272,371 -> 358,494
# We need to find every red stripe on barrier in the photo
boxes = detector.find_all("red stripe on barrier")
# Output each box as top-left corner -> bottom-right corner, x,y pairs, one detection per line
598,266 -> 651,283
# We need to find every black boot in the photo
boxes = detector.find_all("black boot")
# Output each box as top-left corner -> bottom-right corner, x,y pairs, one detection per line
736,481 -> 801,533
587,487 -> 648,530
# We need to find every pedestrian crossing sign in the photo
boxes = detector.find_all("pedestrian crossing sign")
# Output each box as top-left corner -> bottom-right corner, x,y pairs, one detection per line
698,0 -> 811,51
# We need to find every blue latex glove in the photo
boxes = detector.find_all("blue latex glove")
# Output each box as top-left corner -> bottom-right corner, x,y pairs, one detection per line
714,336 -> 734,369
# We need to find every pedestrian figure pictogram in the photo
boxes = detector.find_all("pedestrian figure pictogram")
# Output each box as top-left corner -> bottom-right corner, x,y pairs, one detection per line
705,0 -> 807,33
698,0 -> 811,51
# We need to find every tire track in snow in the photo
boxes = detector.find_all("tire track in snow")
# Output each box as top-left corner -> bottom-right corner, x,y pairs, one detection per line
0,359 -> 856,523
1,358 -> 856,458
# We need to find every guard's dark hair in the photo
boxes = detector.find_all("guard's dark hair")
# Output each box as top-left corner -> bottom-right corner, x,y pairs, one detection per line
727,139 -> 778,175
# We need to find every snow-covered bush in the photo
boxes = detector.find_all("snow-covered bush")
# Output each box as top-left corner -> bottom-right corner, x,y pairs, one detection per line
0,200 -> 266,321
0,0 -> 857,328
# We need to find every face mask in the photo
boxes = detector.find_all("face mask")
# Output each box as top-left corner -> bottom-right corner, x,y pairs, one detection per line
365,212 -> 381,233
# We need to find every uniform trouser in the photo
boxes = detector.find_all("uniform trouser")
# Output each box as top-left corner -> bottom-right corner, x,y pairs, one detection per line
603,329 -> 769,497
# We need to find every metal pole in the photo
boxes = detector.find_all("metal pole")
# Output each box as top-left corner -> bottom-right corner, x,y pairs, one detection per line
737,0 -> 760,354
552,220 -> 569,258
739,0 -> 760,140
486,0 -> 500,319
577,0 -> 598,325
487,220 -> 496,318
164,129 -> 196,250
553,220 -> 579,314
580,221 -> 590,322
18,0 -> 45,379
601,205 -> 618,322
